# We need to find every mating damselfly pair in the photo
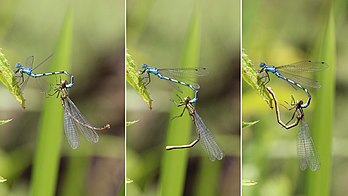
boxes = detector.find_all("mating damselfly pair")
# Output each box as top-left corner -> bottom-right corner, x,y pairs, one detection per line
140,64 -> 224,161
15,55 -> 110,149
258,60 -> 327,171
258,60 -> 328,108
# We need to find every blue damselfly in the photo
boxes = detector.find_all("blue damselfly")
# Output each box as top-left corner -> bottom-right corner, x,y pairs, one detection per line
15,55 -> 74,90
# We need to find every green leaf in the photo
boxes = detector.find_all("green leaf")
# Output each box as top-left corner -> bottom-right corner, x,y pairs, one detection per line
0,176 -> 7,183
242,120 -> 259,128
126,120 -> 139,127
0,49 -> 25,108
242,179 -> 258,186
0,119 -> 12,125
242,49 -> 272,106
126,178 -> 133,184
126,51 -> 152,109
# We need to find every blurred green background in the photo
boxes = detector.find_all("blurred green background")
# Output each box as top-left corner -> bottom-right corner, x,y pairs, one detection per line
243,0 -> 346,195
0,0 -> 124,195
126,0 -> 240,195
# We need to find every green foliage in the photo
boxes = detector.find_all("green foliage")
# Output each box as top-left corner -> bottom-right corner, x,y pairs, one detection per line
242,120 -> 259,128
0,50 -> 25,108
30,7 -> 72,196
126,52 -> 152,109
126,178 -> 133,184
126,120 -> 139,127
307,3 -> 336,196
242,50 -> 272,106
0,176 -> 6,183
0,119 -> 12,125
159,6 -> 203,196
242,179 -> 258,186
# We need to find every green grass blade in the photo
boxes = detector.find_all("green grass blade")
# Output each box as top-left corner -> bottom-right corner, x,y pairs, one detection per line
126,120 -> 139,127
160,6 -> 201,196
242,120 -> 259,129
0,176 -> 6,183
126,51 -> 152,109
0,119 -> 12,125
30,7 -> 73,196
60,156 -> 89,196
0,50 -> 25,108
306,3 -> 335,196
242,179 -> 258,186
193,159 -> 222,196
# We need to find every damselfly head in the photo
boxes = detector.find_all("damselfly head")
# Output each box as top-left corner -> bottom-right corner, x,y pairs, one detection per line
296,100 -> 303,107
141,64 -> 148,69
259,62 -> 266,68
59,80 -> 69,89
15,63 -> 22,69
183,96 -> 191,103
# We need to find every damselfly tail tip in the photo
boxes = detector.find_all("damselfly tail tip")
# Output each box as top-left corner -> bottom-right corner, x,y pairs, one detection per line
165,146 -> 173,150
104,124 -> 111,129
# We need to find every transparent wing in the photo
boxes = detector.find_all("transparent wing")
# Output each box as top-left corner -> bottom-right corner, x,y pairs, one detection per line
193,112 -> 224,161
32,53 -> 54,70
166,80 -> 183,93
276,61 -> 328,88
25,56 -> 34,69
63,98 -> 80,149
158,67 -> 207,77
277,61 -> 328,72
65,97 -> 99,144
277,70 -> 321,88
158,68 -> 206,87
18,76 -> 30,92
297,119 -> 320,171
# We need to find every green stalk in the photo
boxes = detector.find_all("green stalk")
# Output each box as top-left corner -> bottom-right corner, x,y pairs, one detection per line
30,7 -> 73,196
193,159 -> 221,195
159,5 -> 201,196
307,2 -> 335,196
60,155 -> 89,196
